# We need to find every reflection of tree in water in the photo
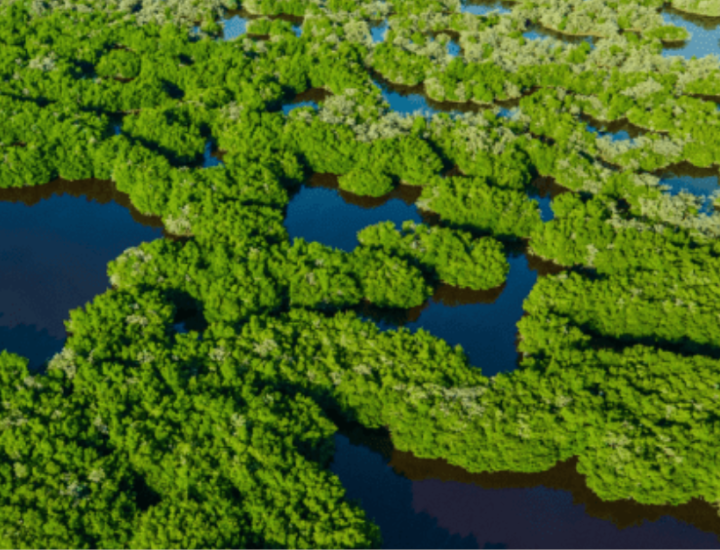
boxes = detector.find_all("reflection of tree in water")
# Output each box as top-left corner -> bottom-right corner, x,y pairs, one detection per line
432,282 -> 507,306
306,172 -> 423,209
0,178 -> 163,230
579,112 -> 648,140
374,72 -> 525,114
288,87 -> 334,105
334,417 -> 720,543
389,448 -> 720,540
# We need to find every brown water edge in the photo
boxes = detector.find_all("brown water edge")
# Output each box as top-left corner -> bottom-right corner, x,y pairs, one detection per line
0,178 -> 164,231
335,415 -> 720,542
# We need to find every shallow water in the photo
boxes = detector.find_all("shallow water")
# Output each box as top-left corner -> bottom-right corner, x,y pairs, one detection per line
659,163 -> 719,213
461,0 -> 512,16
447,38 -> 461,57
374,78 -> 440,116
282,100 -> 319,115
371,20 -> 389,43
661,8 -> 720,59
222,14 -> 247,40
0,181 -> 162,370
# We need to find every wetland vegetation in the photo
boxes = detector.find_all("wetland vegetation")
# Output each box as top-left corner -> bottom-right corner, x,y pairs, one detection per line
2,0 -> 720,546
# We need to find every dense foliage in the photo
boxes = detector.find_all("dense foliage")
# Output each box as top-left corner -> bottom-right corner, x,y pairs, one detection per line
2,0 -> 720,545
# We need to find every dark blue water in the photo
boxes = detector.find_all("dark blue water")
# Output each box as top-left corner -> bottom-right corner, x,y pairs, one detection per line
286,176 -> 720,548
331,434 -> 479,549
284,184 -> 422,252
284,183 -> 536,375
332,432 -> 720,549
0,187 -> 162,370
403,252 -> 536,375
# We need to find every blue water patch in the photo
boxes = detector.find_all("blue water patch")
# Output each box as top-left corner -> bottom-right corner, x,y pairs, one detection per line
371,20 -> 388,43
461,0 -> 511,16
535,195 -> 554,222
523,30 -> 547,41
292,23 -> 302,37
524,27 -> 595,48
447,39 -> 461,57
284,184 -> 422,253
660,169 -> 719,212
283,100 -> 319,116
222,15 -> 247,40
203,141 -> 223,168
374,79 -> 438,116
585,122 -> 631,141
661,10 -> 720,59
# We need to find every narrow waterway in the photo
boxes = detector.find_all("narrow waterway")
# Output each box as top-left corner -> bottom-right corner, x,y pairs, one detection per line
285,168 -> 720,548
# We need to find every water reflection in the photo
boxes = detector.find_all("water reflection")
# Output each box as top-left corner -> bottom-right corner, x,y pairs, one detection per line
284,173 -> 544,376
332,419 -> 720,549
284,175 -> 422,253
579,112 -> 650,144
282,87 -> 333,116
331,433 -> 480,549
0,179 -> 163,370
661,7 -> 720,59
461,0 -> 512,16
203,141 -> 224,168
392,450 -> 720,549
374,75 -> 520,118
399,252 -> 536,376
658,162 -> 719,212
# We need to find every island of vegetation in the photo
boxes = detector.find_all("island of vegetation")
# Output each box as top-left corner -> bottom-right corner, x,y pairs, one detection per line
2,0 -> 720,546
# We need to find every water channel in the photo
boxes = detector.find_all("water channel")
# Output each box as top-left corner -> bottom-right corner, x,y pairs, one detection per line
5,5 -> 720,547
